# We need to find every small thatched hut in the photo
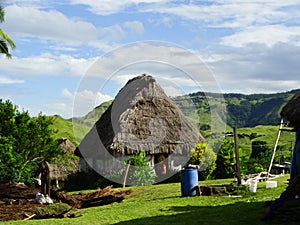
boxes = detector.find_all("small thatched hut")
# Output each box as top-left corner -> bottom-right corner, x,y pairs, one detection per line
75,74 -> 206,178
280,91 -> 300,180
38,138 -> 79,187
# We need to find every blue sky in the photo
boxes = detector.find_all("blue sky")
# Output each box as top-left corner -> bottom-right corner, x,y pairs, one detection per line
0,0 -> 300,118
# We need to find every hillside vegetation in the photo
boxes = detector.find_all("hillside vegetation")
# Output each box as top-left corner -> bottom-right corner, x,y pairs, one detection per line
188,89 -> 299,128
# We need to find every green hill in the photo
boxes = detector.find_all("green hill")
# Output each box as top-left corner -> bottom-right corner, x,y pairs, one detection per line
188,89 -> 300,128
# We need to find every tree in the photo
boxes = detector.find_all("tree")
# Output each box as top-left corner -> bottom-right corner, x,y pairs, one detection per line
212,140 -> 236,179
0,6 -> 16,57
0,99 -> 63,183
246,140 -> 272,173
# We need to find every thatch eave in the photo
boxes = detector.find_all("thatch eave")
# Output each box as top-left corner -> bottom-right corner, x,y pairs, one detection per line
280,91 -> 300,129
47,138 -> 79,180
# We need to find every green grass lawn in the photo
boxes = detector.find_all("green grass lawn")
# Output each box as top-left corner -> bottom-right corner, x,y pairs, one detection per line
4,175 -> 292,225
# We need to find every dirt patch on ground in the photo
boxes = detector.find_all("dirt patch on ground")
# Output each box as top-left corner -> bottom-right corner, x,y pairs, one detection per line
0,184 -> 46,221
0,184 -> 131,222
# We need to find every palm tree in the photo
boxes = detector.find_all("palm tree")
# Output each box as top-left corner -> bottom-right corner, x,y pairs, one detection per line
0,6 -> 15,58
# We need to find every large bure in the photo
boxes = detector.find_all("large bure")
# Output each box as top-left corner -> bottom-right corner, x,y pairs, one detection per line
75,74 -> 206,178
280,90 -> 300,181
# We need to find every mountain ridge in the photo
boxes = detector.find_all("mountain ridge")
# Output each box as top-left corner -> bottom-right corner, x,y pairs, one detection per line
188,88 -> 300,128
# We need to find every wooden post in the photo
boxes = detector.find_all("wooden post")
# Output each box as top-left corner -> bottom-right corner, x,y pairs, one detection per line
41,160 -> 50,197
122,160 -> 131,188
233,127 -> 241,185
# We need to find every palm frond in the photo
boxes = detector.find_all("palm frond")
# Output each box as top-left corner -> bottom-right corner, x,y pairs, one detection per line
0,6 -> 4,23
0,29 -> 16,49
0,40 -> 11,58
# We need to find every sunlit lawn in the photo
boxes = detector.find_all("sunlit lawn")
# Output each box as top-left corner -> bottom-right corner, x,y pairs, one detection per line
4,175 -> 291,225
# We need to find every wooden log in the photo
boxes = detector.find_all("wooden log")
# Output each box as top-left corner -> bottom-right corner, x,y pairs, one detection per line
50,189 -> 80,208
23,214 -> 36,220
81,195 -> 124,208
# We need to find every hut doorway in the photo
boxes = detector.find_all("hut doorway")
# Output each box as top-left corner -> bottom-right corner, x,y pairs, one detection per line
154,154 -> 168,176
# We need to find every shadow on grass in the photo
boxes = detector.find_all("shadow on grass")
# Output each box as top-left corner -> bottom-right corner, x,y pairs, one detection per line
112,201 -> 293,225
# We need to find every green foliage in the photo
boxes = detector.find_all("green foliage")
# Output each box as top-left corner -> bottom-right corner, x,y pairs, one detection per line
189,143 -> 206,165
189,143 -> 217,180
185,89 -> 299,128
213,139 -> 236,179
243,160 -> 265,174
126,152 -> 157,186
0,99 -> 62,184
0,136 -> 20,183
0,6 -> 16,58
237,140 -> 273,175
250,140 -> 272,169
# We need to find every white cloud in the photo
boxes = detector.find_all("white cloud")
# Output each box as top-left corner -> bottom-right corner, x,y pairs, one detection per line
2,5 -> 133,50
123,21 -> 144,35
0,54 -> 96,77
208,42 -> 300,93
78,42 -> 222,98
0,76 -> 24,84
142,1 -> 300,28
72,89 -> 113,117
43,102 -> 72,118
85,42 -> 214,80
98,24 -> 126,42
62,88 -> 73,98
221,25 -> 300,47
160,17 -> 173,28
4,5 -> 98,44
218,79 -> 300,95
69,0 -> 169,15
42,88 -> 113,118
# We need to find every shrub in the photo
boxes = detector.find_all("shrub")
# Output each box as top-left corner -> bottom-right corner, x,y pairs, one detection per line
189,143 -> 217,180
212,140 -> 236,179
125,152 -> 156,186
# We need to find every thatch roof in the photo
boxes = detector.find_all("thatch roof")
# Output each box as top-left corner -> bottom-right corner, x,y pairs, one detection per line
280,91 -> 300,129
48,138 -> 79,180
75,74 -> 206,158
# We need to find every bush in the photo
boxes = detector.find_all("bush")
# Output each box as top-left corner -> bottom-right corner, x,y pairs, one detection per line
212,140 -> 236,179
189,143 -> 217,180
125,152 -> 156,186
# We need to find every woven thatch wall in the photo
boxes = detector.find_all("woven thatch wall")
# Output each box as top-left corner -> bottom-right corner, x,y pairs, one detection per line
76,74 -> 206,159
280,91 -> 300,129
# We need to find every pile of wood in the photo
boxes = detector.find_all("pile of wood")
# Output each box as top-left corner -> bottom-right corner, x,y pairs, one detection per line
0,183 -> 131,221
51,186 -> 131,209
32,186 -> 132,219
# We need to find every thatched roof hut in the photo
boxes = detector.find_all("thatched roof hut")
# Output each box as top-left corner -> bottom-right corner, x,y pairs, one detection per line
75,74 -> 206,160
48,138 -> 79,181
280,91 -> 300,129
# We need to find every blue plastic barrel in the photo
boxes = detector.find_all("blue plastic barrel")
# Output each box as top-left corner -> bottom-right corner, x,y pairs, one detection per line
180,168 -> 198,196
